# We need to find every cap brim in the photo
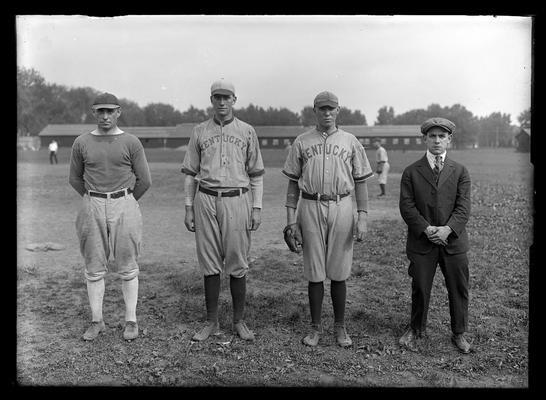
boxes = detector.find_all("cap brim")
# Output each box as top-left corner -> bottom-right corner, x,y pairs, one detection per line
423,124 -> 452,134
211,89 -> 235,96
92,104 -> 120,109
314,101 -> 338,108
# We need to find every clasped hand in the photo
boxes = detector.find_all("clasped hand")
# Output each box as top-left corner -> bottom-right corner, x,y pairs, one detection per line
425,225 -> 452,246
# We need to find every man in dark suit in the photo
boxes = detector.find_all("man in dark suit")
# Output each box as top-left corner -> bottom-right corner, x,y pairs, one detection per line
398,117 -> 472,354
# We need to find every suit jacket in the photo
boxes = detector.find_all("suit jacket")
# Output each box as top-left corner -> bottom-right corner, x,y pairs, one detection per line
399,154 -> 471,255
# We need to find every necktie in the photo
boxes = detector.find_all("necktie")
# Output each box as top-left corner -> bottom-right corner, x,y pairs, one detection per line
433,155 -> 443,183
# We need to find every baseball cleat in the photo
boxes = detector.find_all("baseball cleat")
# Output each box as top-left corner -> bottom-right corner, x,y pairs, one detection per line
192,321 -> 219,341
123,321 -> 139,341
302,324 -> 322,346
234,321 -> 255,341
82,320 -> 106,341
334,325 -> 352,347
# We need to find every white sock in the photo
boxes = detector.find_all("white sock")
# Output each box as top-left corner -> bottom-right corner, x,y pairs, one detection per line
122,277 -> 139,322
87,279 -> 105,322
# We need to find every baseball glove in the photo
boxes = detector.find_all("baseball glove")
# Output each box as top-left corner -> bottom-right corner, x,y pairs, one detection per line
283,223 -> 302,253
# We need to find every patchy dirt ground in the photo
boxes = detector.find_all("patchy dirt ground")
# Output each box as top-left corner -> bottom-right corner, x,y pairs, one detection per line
16,148 -> 532,387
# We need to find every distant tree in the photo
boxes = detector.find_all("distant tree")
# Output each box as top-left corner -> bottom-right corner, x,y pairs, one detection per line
143,103 -> 183,126
337,107 -> 367,125
118,99 -> 147,126
477,112 -> 513,147
17,67 -> 52,135
180,105 -> 208,123
300,106 -> 315,126
517,108 -> 531,128
375,106 -> 395,125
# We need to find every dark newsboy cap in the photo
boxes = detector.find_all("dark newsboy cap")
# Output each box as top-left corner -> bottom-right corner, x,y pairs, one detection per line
420,117 -> 456,135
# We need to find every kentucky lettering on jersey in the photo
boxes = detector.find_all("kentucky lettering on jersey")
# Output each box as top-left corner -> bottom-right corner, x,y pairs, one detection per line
301,142 -> 352,164
181,117 -> 265,189
282,127 -> 373,196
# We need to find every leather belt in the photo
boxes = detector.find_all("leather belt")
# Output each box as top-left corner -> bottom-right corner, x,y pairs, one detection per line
88,188 -> 133,199
199,186 -> 249,197
301,191 -> 350,202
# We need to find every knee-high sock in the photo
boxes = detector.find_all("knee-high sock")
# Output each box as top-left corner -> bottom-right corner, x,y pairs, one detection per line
331,279 -> 347,326
380,184 -> 386,195
122,277 -> 139,322
230,275 -> 246,323
308,281 -> 324,326
205,274 -> 221,323
87,278 -> 105,322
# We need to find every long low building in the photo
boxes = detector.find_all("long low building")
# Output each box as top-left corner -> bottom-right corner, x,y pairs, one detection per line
38,123 -> 424,150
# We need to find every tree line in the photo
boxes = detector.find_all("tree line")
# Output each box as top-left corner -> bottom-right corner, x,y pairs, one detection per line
18,67 -> 529,148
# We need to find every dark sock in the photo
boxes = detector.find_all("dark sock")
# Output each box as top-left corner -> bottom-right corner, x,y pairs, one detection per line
308,281 -> 324,326
331,280 -> 347,326
380,184 -> 386,195
230,274 -> 246,323
204,274 -> 221,323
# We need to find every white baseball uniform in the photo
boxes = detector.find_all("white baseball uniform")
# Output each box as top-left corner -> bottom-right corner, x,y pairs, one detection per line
376,145 -> 390,184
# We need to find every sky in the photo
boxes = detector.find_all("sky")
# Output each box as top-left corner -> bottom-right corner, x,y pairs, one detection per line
16,15 -> 533,124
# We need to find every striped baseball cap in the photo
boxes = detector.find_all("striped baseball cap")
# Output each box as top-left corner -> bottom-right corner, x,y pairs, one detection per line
92,92 -> 120,109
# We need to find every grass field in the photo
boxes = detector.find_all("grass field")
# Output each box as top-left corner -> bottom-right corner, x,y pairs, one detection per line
16,146 -> 533,387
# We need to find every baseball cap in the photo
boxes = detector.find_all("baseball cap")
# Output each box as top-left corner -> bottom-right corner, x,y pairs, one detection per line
314,91 -> 339,108
420,117 -> 456,135
92,92 -> 121,109
211,80 -> 235,96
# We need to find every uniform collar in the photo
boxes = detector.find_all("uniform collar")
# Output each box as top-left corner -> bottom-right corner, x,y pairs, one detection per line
213,116 -> 235,126
91,126 -> 124,136
316,125 -> 339,137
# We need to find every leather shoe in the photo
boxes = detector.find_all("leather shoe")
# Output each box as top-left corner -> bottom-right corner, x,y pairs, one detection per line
399,327 -> 419,352
192,321 -> 219,341
451,333 -> 471,354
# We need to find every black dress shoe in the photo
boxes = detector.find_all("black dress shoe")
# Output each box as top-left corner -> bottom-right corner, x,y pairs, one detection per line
451,333 -> 471,354
399,328 -> 419,352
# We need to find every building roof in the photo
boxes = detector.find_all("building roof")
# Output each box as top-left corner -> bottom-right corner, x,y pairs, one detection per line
38,123 -> 422,138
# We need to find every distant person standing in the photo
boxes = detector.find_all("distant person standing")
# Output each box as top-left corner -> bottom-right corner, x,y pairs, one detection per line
69,92 -> 152,342
398,117 -> 472,354
182,79 -> 265,342
372,138 -> 389,197
48,140 -> 58,164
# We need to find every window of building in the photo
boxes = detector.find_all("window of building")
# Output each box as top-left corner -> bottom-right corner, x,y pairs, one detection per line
381,138 -> 387,145
261,139 -> 268,146
363,138 -> 370,145
392,138 -> 399,145
404,138 -> 410,145
415,137 -> 422,145
283,139 -> 291,145
272,139 -> 279,146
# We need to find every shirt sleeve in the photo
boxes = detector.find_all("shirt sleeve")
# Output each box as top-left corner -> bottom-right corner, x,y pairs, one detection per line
131,142 -> 152,201
281,138 -> 302,181
352,138 -> 374,183
246,126 -> 265,178
181,125 -> 201,176
68,139 -> 86,196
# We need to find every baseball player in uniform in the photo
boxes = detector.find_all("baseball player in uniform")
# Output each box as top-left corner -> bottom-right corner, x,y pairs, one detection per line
282,91 -> 373,347
372,138 -> 389,197
182,79 -> 265,342
69,92 -> 152,341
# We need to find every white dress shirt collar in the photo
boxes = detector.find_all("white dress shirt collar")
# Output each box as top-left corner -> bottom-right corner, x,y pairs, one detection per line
426,150 -> 446,169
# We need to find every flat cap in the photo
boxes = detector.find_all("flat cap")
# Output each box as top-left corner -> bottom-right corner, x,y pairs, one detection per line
420,117 -> 456,135
314,91 -> 339,108
211,79 -> 235,96
92,92 -> 120,109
